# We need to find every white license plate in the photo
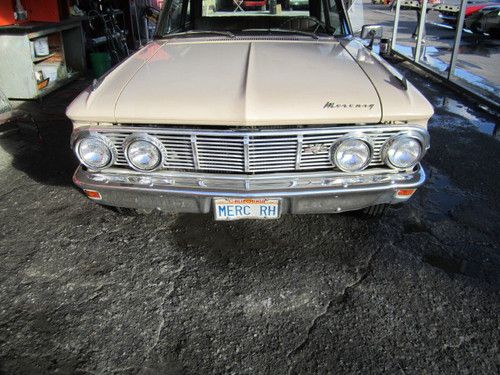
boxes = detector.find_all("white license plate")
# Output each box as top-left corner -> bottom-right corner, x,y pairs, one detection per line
214,198 -> 280,220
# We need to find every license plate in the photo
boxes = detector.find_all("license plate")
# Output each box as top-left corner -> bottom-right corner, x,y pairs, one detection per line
214,198 -> 280,221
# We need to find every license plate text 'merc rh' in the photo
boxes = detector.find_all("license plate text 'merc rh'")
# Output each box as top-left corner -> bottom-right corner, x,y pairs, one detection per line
214,198 -> 280,220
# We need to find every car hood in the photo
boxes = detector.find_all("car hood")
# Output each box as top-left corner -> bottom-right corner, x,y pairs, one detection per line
67,38 -> 432,126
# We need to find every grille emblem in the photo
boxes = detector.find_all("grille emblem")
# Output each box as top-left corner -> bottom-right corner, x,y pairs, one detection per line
303,143 -> 330,155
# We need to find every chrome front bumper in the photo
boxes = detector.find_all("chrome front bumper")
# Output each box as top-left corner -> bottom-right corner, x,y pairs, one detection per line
73,165 -> 425,214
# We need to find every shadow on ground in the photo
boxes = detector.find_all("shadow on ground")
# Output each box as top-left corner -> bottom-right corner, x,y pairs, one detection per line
0,78 -> 87,187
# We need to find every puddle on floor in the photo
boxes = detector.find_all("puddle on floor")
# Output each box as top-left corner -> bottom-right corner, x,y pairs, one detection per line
434,97 -> 498,136
393,44 -> 500,113
424,171 -> 465,216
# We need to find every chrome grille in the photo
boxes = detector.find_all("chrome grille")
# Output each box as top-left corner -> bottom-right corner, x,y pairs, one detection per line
94,126 -> 414,174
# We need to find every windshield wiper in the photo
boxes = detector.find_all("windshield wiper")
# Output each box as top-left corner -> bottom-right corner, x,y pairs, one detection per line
163,30 -> 235,39
241,28 -> 319,40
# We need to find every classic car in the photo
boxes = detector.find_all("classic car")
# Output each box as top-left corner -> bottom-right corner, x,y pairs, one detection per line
67,0 -> 433,220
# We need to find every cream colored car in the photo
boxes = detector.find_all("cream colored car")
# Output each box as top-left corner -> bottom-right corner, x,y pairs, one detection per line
67,0 -> 433,220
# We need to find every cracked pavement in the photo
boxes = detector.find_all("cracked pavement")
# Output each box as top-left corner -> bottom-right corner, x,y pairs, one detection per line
0,61 -> 499,374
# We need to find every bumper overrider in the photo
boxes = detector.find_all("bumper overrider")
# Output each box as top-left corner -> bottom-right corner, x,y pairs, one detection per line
73,165 -> 425,214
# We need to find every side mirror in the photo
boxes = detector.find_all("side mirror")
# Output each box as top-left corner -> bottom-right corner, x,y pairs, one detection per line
361,24 -> 383,50
361,24 -> 383,39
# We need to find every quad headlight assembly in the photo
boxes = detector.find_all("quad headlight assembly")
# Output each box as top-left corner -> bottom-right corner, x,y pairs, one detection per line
72,130 -> 168,173
123,134 -> 166,172
330,128 -> 429,172
382,130 -> 429,170
74,133 -> 115,171
330,135 -> 373,172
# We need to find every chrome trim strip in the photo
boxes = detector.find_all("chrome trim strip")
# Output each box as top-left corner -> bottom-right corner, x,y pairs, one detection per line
190,134 -> 200,170
243,135 -> 250,172
295,134 -> 303,169
73,124 -> 429,138
104,165 -> 403,179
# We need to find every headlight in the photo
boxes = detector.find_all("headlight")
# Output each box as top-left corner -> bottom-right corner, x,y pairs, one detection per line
125,136 -> 164,171
76,136 -> 113,170
331,138 -> 372,172
383,135 -> 422,169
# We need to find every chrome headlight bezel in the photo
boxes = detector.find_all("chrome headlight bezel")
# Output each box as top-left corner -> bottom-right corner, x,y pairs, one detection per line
123,134 -> 166,172
74,133 -> 116,171
382,130 -> 428,170
330,134 -> 373,172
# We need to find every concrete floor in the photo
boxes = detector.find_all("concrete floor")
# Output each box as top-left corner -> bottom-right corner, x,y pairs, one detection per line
0,61 -> 499,374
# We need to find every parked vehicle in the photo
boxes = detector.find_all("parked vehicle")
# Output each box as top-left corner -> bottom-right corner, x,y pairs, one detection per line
438,2 -> 500,38
464,4 -> 500,38
397,0 -> 441,11
67,0 -> 433,220
242,0 -> 267,9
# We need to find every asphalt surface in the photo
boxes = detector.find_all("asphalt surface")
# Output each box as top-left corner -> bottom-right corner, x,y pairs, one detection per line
0,61 -> 499,374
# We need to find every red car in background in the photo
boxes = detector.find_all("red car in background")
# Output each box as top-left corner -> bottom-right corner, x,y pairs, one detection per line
464,4 -> 500,37
242,0 -> 267,8
439,2 -> 500,37
463,2 -> 499,16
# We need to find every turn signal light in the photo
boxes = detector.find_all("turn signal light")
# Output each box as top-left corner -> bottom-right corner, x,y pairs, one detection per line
84,189 -> 102,200
396,189 -> 416,197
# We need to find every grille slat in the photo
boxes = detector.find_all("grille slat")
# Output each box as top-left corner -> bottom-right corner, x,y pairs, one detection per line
250,160 -> 297,165
249,157 -> 296,163
97,126 -> 407,174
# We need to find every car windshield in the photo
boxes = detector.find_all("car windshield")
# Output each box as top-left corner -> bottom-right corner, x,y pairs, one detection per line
157,0 -> 346,37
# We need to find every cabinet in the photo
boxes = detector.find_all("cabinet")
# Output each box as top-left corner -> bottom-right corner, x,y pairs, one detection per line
0,19 -> 86,99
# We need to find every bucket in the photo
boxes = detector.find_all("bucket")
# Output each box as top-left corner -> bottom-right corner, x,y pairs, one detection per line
90,52 -> 112,78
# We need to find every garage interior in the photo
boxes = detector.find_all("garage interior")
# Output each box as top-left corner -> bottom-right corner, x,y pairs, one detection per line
0,0 -> 499,374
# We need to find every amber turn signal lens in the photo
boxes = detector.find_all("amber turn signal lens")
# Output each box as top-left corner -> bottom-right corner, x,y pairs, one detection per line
37,78 -> 49,90
84,189 -> 102,200
396,189 -> 416,197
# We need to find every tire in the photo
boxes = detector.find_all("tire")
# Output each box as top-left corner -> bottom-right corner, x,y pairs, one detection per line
362,204 -> 389,217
